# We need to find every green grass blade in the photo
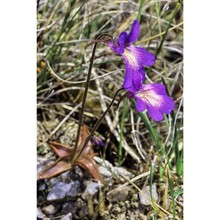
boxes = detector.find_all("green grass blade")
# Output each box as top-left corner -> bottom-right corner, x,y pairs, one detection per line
155,2 -> 182,58
131,99 -> 172,169
173,126 -> 183,177
155,0 -> 162,39
168,173 -> 176,220
137,0 -> 143,22
173,188 -> 183,197
46,3 -> 85,59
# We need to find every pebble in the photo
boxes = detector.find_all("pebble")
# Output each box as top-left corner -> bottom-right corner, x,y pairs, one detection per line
42,204 -> 58,215
37,158 -> 53,176
107,186 -> 131,202
99,166 -> 112,177
47,181 -> 80,201
139,184 -> 159,205
37,207 -> 45,219
49,177 -> 60,186
113,166 -> 134,180
94,156 -> 134,181
61,171 -> 69,182
38,182 -> 46,191
82,181 -> 100,199
66,181 -> 80,198
60,212 -> 72,220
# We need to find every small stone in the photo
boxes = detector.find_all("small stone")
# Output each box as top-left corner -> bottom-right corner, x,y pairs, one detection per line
118,212 -> 126,220
37,158 -> 54,176
37,207 -> 45,219
60,212 -> 72,220
99,166 -> 112,177
49,177 -> 60,186
38,183 -> 46,191
124,201 -> 131,209
82,181 -> 100,199
94,156 -> 134,180
72,166 -> 83,178
139,184 -> 158,205
131,202 -> 139,209
61,171 -> 69,182
66,181 -> 80,198
107,186 -> 130,202
47,182 -> 70,201
112,204 -> 121,213
47,181 -> 80,201
113,167 -> 134,180
42,204 -> 57,215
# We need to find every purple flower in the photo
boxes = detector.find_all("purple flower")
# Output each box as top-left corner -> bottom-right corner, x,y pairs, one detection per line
91,136 -> 104,147
132,83 -> 175,121
108,20 -> 155,93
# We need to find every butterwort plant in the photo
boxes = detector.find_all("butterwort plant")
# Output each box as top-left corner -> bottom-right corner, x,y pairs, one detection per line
38,20 -> 175,182
108,20 -> 175,121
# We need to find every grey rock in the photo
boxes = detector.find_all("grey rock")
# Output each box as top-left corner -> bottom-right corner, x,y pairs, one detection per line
139,184 -> 158,205
73,166 -> 84,178
38,183 -> 46,191
60,212 -> 72,220
82,181 -> 100,199
61,171 -> 69,182
94,156 -> 134,181
66,181 -> 80,198
113,166 -> 134,181
37,207 -> 45,219
49,177 -> 60,186
42,204 -> 57,215
47,182 -> 68,201
99,166 -> 112,177
107,186 -> 131,202
37,157 -> 54,176
47,181 -> 80,201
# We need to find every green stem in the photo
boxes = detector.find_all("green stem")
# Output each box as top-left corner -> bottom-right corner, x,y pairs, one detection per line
71,33 -> 112,163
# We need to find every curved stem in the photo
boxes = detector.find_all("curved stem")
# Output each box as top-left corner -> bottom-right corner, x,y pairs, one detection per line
72,88 -> 126,163
71,33 -> 113,163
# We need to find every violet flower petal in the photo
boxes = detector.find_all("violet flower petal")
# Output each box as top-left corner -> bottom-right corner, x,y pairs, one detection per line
130,46 -> 155,66
147,103 -> 165,121
134,83 -> 175,121
122,45 -> 155,70
126,20 -> 140,44
108,41 -> 119,54
108,32 -> 127,55
136,97 -> 148,112
117,32 -> 127,54
123,57 -> 145,92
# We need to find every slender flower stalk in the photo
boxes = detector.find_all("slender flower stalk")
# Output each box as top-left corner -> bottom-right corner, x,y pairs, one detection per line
71,34 -> 113,164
